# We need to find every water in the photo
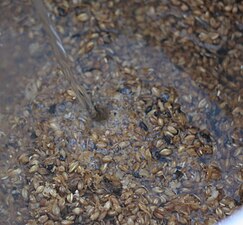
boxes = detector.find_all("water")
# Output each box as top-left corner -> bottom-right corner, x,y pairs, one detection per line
32,0 -> 96,119
0,0 -> 242,224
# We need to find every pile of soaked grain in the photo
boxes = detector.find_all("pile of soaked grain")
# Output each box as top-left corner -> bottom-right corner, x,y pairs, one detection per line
0,0 -> 242,225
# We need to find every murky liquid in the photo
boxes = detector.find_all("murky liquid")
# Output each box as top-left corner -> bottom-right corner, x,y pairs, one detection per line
0,0 -> 242,224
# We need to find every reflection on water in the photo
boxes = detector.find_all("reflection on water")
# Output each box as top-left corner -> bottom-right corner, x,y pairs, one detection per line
0,0 -> 242,224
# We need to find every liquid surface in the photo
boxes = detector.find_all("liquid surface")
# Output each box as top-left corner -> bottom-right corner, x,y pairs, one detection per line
0,0 -> 242,224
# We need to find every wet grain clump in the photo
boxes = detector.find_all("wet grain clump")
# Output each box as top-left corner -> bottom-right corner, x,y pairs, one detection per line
0,0 -> 242,225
